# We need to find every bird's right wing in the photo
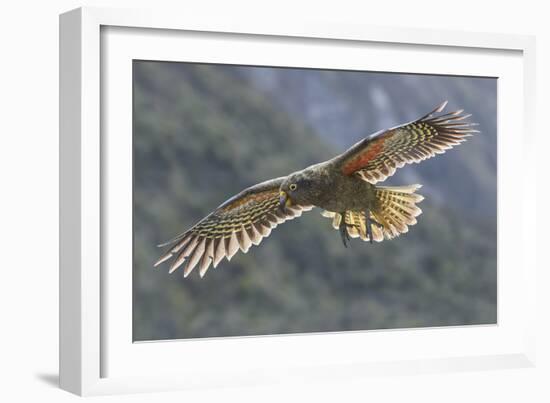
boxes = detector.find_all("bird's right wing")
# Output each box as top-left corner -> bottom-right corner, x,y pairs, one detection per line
335,101 -> 479,184
154,177 -> 313,278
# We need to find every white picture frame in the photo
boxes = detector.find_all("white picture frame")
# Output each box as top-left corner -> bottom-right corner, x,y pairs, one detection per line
59,6 -> 537,396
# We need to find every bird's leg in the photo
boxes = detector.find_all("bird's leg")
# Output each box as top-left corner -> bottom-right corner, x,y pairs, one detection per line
339,221 -> 349,248
338,213 -> 351,248
365,210 -> 374,245
365,210 -> 385,245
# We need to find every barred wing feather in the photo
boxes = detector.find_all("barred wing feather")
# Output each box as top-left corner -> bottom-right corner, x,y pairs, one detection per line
154,177 -> 313,278
338,101 -> 479,184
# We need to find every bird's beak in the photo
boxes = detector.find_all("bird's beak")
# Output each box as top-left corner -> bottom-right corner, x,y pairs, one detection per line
279,191 -> 291,210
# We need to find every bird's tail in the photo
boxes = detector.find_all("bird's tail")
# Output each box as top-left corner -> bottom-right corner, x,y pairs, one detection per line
371,184 -> 424,240
321,184 -> 424,242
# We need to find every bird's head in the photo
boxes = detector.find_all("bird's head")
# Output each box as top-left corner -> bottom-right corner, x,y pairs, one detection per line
279,172 -> 316,210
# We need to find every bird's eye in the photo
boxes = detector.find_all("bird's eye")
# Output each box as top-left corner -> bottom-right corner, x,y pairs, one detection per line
289,183 -> 297,191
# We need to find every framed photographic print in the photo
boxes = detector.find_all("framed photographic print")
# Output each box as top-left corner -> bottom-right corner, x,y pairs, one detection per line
59,7 -> 537,396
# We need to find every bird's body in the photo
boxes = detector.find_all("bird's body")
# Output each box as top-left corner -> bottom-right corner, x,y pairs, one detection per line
154,101 -> 478,278
283,160 -> 378,213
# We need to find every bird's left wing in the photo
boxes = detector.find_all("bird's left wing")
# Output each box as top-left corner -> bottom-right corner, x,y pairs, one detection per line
154,177 -> 313,278
335,101 -> 479,184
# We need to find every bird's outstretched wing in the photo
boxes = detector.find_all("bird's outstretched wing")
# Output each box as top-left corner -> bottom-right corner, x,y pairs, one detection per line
154,177 -> 313,278
335,101 -> 479,184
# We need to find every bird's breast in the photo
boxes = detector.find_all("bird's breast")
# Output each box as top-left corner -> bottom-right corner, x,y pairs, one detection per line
312,171 -> 376,213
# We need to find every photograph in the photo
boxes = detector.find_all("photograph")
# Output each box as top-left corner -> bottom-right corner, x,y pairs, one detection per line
132,61 -> 497,341
0,0 -> 542,399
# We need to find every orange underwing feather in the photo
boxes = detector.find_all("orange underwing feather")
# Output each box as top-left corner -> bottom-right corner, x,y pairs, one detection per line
341,137 -> 385,175
338,101 -> 478,184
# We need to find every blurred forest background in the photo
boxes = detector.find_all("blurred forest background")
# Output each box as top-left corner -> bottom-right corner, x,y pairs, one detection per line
133,61 -> 497,341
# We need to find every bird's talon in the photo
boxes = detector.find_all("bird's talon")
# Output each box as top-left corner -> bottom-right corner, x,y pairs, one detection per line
339,217 -> 358,247
365,210 -> 375,245
339,218 -> 350,247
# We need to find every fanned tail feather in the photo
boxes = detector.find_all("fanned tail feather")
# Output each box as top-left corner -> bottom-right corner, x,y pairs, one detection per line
321,184 -> 424,243
372,184 -> 424,239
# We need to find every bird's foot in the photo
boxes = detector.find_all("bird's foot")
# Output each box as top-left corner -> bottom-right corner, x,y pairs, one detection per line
339,221 -> 361,248
339,221 -> 350,248
365,210 -> 383,245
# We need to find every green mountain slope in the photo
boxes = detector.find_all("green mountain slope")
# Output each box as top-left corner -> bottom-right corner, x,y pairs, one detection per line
133,61 -> 496,341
